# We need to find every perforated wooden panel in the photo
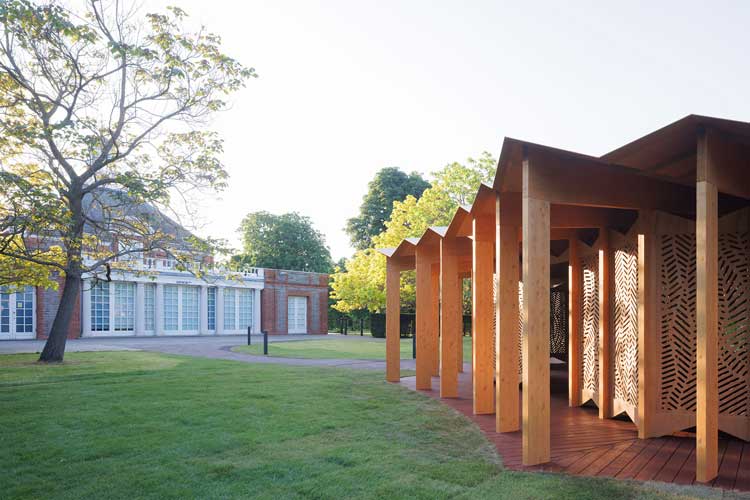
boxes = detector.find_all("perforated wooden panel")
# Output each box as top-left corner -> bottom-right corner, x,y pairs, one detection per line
613,244 -> 639,410
659,233 -> 698,412
550,288 -> 568,358
581,255 -> 599,395
518,282 -> 524,376
717,230 -> 749,417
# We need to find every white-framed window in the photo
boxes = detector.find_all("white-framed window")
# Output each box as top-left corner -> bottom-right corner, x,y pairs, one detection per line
223,288 -> 236,330
207,287 -> 216,331
144,284 -> 155,331
181,286 -> 199,331
114,282 -> 135,331
91,281 -> 110,331
164,285 -> 179,331
238,289 -> 253,329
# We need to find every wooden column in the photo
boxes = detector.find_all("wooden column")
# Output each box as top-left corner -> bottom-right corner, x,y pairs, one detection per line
458,275 -> 465,374
385,259 -> 401,383
440,237 -> 460,398
598,229 -> 612,419
430,263 -> 440,377
415,247 -> 434,390
568,236 -> 582,407
696,129 -> 719,483
496,193 -> 520,432
473,214 -> 495,415
637,211 -> 659,438
696,181 -> 718,482
522,154 -> 551,465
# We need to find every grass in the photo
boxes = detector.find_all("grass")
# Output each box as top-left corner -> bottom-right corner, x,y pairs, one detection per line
234,335 -> 474,362
0,352 -> 729,500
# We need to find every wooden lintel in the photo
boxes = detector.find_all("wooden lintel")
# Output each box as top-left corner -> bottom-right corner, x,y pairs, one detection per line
698,127 -> 750,200
525,148 -> 694,213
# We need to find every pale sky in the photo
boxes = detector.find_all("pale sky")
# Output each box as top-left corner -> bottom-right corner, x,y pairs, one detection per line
147,0 -> 750,260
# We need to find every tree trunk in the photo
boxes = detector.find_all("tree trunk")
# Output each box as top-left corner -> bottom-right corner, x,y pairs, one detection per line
38,273 -> 81,362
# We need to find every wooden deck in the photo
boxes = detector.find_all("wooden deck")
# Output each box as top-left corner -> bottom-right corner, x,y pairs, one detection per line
399,367 -> 750,492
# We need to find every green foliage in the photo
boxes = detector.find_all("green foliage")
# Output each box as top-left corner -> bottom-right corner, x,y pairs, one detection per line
233,211 -> 333,273
0,0 -> 254,358
346,168 -> 430,250
331,153 -> 496,313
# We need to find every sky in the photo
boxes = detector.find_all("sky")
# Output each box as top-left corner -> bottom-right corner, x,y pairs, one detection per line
146,0 -> 750,261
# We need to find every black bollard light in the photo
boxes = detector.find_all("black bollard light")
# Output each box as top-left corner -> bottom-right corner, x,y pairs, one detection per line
247,326 -> 252,346
263,330 -> 268,355
412,333 -> 416,359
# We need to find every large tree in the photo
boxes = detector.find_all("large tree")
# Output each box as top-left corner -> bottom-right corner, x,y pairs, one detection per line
345,167 -> 429,250
234,211 -> 333,273
0,1 -> 254,361
331,152 -> 496,313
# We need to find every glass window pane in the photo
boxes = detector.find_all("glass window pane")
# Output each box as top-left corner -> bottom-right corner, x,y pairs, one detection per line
181,286 -> 199,331
164,285 -> 178,331
91,282 -> 110,331
207,287 -> 216,331
144,284 -> 155,331
114,282 -> 135,331
223,288 -> 236,330
238,289 -> 253,329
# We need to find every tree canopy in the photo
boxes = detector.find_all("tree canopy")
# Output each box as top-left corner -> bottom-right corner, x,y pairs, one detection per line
330,152 -> 496,313
234,211 -> 333,274
345,167 -> 429,250
0,0 -> 254,360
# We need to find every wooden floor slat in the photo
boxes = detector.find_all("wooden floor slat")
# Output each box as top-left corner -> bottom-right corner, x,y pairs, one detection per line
398,368 -> 749,492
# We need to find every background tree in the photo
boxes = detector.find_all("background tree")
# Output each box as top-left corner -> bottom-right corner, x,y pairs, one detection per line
345,167 -> 429,250
233,211 -> 333,273
0,1 -> 254,361
331,152 -> 496,313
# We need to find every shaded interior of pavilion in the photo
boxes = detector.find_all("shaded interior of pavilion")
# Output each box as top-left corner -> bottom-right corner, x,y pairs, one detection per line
379,115 -> 750,484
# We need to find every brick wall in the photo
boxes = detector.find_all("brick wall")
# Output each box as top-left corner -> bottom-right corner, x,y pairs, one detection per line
261,269 -> 328,334
36,276 -> 81,339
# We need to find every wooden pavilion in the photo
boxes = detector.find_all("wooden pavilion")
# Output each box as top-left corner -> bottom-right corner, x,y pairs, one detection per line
379,115 -> 750,484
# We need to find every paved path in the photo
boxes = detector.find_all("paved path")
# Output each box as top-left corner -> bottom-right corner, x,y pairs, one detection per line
0,335 -> 419,371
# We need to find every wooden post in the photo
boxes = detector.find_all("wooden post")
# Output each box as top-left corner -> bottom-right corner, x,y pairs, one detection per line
598,229 -> 612,419
431,262 -> 440,377
696,181 -> 718,482
637,211 -> 658,438
440,237 -> 460,398
415,247 -> 434,390
568,236 -> 582,407
458,275 -> 464,374
385,259 -> 401,383
497,193 -> 520,432
473,214 -> 495,415
522,154 -> 551,465
696,129 -> 719,483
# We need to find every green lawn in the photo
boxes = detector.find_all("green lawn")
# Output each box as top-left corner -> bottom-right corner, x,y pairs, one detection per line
0,352 -> 722,499
234,336 -> 474,362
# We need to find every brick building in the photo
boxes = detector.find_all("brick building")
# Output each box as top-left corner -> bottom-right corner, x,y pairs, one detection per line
0,266 -> 328,340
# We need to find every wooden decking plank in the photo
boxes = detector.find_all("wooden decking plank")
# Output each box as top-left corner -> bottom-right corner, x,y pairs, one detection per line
652,438 -> 694,483
714,439 -> 743,490
734,442 -> 750,492
399,371 -> 749,492
634,437 -> 681,481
